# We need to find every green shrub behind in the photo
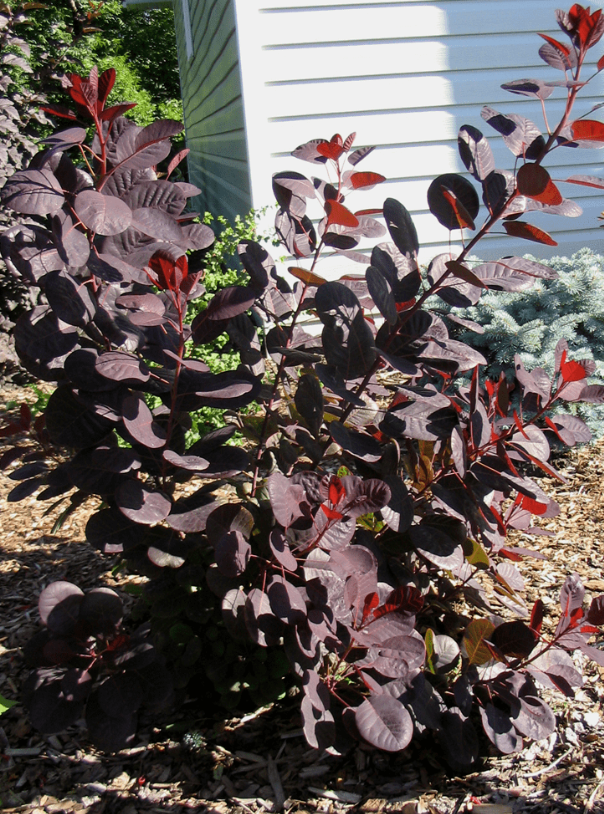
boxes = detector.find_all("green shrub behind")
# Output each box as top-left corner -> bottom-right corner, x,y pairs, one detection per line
453,248 -> 604,436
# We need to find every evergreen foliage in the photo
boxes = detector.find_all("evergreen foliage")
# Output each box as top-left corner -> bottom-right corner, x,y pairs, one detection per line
451,248 -> 604,436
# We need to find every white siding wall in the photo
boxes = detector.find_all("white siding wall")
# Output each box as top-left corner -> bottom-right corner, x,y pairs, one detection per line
233,0 -> 604,267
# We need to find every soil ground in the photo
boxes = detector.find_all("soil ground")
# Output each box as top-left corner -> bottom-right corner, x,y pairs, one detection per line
1,383 -> 604,814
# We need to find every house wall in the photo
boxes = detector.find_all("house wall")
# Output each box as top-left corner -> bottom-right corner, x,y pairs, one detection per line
173,0 -> 251,222
232,0 -> 604,267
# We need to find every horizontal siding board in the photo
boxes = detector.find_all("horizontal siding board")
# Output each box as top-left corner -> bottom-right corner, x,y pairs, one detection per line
257,2 -> 578,45
261,35 -> 600,82
263,68 -> 604,118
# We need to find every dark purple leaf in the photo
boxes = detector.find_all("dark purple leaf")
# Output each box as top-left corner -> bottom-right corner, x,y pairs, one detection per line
180,222 -> 214,250
176,368 -> 260,410
85,693 -> 137,751
74,189 -> 133,236
123,179 -> 186,214
222,588 -> 249,641
39,581 -> 84,631
29,680 -> 83,735
291,138 -> 328,164
371,243 -> 421,304
61,669 -> 93,703
79,588 -> 123,635
491,621 -> 538,659
366,265 -> 397,326
86,507 -> 145,554
458,124 -> 495,181
311,510 -> 356,551
587,595 -> 604,625
301,693 -> 336,750
44,271 -> 96,329
215,531 -> 251,578
238,239 -> 275,291
431,634 -> 461,673
95,351 -> 150,384
355,694 -> 413,752
381,476 -> 413,533
65,445 -> 139,494
348,145 -> 375,166
269,529 -> 298,571
88,251 -> 149,285
206,286 -> 256,320
14,306 -> 78,372
121,393 -> 167,449
116,480 -> 171,524
501,78 -> 554,100
579,385 -> 604,404
408,525 -> 464,570
273,171 -> 315,217
383,198 -> 419,258
315,282 -> 376,379
330,422 -> 382,463
509,424 -> 550,460
244,588 -> 283,647
206,503 -> 254,546
512,695 -> 556,741
46,387 -> 117,450
440,709 -> 479,769
268,577 -> 307,625
130,207 -> 182,242
166,489 -> 216,533
98,673 -> 143,718
41,126 -> 87,151
481,107 -> 544,158
51,209 -> 90,267
267,472 -> 309,529
480,704 -> 522,754
381,399 -> 459,442
113,119 -> 183,171
294,374 -> 324,436
1,168 -> 64,215
427,173 -> 479,230
539,41 -> 577,71
162,450 -> 209,471
560,573 -> 584,615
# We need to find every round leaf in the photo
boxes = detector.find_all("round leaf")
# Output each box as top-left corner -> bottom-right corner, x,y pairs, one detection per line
355,694 -> 413,752
75,189 -> 133,236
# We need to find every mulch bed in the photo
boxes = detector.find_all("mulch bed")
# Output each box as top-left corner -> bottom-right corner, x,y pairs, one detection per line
1,383 -> 604,814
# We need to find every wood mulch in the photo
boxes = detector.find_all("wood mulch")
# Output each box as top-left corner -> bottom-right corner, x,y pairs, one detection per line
1,383 -> 604,814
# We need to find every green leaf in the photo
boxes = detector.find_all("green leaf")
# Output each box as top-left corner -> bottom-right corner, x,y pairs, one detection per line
425,628 -> 436,673
462,538 -> 490,568
0,693 -> 17,714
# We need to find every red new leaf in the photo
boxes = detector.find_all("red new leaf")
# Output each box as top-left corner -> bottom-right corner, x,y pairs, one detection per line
571,119 -> 604,142
530,599 -> 544,634
520,494 -> 549,515
325,200 -> 359,227
317,134 -> 344,160
328,476 -> 346,506
350,171 -> 386,190
538,33 -> 571,56
441,187 -> 475,230
561,358 -> 588,382
503,221 -> 557,246
320,504 -> 343,521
